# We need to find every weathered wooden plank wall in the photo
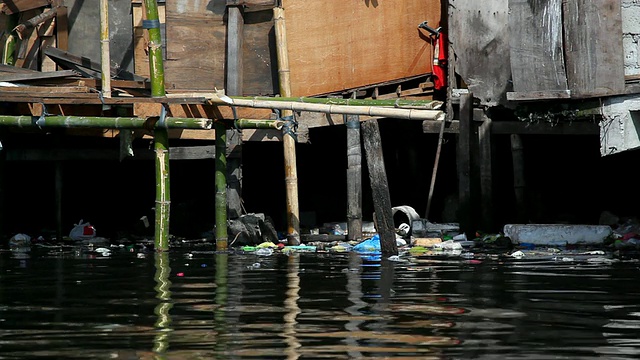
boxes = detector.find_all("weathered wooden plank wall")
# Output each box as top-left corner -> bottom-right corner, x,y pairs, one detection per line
66,0 -> 134,75
281,0 -> 441,96
563,0 -> 624,97
242,10 -> 277,95
509,0 -> 568,93
164,0 -> 225,90
449,0 -> 511,106
162,1 -> 276,94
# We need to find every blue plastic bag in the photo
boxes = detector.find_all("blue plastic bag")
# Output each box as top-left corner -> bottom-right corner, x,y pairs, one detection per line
353,234 -> 381,254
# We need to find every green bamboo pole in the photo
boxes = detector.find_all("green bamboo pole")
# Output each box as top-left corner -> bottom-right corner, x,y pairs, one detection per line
233,96 -> 443,109
215,120 -> 228,251
235,119 -> 284,130
3,13 -> 19,65
144,0 -> 170,251
154,127 -> 170,251
143,0 -> 165,97
0,115 -> 211,129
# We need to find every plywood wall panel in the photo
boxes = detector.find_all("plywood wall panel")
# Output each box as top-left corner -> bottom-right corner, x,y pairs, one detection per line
281,0 -> 441,96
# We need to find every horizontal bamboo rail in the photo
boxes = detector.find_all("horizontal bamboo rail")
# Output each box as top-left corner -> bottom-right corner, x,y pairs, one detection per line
235,118 -> 284,129
234,96 -> 443,109
0,115 -> 212,129
209,95 -> 446,121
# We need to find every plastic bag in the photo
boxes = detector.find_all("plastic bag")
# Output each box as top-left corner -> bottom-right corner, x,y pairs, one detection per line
69,219 -> 96,241
353,234 -> 381,253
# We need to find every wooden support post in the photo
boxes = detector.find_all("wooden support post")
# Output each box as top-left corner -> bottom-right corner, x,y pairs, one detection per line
226,4 -> 244,97
345,114 -> 363,242
215,120 -> 229,250
511,134 -> 527,223
425,118 -> 446,220
53,132 -> 63,241
225,4 -> 244,220
478,116 -> 494,231
52,0 -> 68,52
362,119 -> 397,257
54,160 -> 63,242
274,7 -> 300,245
457,93 -> 474,236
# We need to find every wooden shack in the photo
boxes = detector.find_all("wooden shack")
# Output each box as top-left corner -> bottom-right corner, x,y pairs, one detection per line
0,0 -> 445,249
3,0 -> 637,248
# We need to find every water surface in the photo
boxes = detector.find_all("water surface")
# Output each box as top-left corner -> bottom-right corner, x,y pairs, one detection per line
1,247 -> 639,359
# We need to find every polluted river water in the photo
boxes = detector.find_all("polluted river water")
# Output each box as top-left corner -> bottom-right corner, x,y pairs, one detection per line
0,244 -> 639,359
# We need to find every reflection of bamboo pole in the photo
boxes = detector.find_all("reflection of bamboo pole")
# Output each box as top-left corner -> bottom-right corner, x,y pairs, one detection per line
274,7 -> 300,245
214,253 -> 229,353
153,251 -> 173,354
283,254 -> 301,360
143,0 -> 170,251
99,0 -> 111,99
215,120 -> 229,251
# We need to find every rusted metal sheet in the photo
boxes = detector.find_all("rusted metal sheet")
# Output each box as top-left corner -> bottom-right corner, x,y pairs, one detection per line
449,0 -> 512,106
563,0 -> 624,98
509,0 -> 568,93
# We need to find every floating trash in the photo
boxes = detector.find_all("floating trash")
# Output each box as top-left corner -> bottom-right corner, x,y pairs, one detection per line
255,248 -> 274,256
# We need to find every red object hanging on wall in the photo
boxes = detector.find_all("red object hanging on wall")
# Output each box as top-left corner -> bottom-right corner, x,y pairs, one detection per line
433,32 -> 448,90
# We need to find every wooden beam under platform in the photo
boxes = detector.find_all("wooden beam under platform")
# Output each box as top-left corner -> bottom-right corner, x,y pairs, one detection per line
423,120 -> 599,135
6,146 -> 217,161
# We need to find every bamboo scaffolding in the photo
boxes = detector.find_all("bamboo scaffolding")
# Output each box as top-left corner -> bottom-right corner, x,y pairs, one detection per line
208,96 -> 446,121
215,120 -> 228,251
234,96 -> 443,109
274,6 -> 300,245
0,115 -> 212,129
144,0 -> 170,251
100,0 -> 111,99
235,119 -> 284,129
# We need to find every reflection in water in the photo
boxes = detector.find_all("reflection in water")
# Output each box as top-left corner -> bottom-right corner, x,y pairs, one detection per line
214,253 -> 228,358
345,253 -> 365,358
0,249 -> 639,358
283,254 -> 301,360
153,251 -> 173,357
